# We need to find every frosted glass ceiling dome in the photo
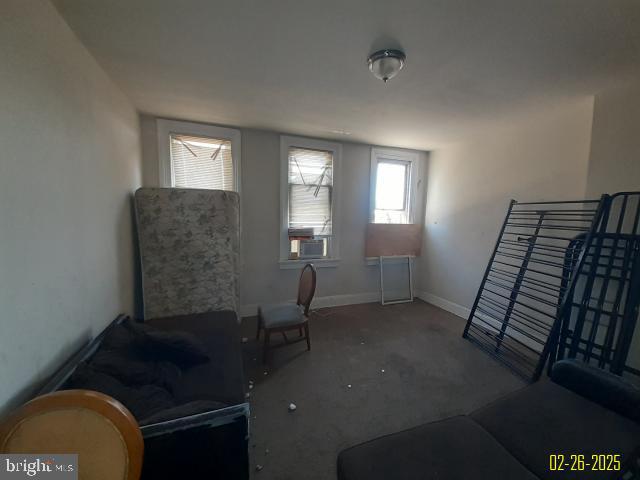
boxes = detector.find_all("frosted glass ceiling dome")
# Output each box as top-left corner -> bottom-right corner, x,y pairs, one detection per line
367,49 -> 406,83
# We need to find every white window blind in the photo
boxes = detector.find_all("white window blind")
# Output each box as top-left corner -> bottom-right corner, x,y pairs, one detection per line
288,147 -> 333,235
170,134 -> 234,190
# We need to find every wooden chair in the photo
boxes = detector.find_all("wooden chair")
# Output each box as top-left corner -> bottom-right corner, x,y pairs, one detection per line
0,390 -> 144,480
256,263 -> 317,363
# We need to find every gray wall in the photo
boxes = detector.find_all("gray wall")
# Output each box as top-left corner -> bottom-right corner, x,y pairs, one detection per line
586,80 -> 640,197
140,116 -> 427,314
416,99 -> 595,312
584,79 -> 640,371
0,0 -> 141,411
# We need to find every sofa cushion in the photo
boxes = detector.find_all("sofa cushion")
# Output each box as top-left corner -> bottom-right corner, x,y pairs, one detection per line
147,311 -> 245,405
337,416 -> 538,480
89,349 -> 182,393
551,359 -> 640,423
125,319 -> 210,367
471,380 -> 640,479
121,384 -> 176,421
67,363 -> 175,420
101,322 -> 136,351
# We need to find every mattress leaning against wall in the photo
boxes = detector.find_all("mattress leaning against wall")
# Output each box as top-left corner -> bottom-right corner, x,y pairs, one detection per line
134,187 -> 240,319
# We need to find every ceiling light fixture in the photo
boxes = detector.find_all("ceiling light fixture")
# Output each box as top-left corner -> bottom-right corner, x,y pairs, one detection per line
367,49 -> 406,83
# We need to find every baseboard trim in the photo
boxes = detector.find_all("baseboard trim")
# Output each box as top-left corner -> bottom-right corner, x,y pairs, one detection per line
240,291 -> 381,318
415,291 -> 471,319
312,291 -> 381,309
241,290 -> 472,320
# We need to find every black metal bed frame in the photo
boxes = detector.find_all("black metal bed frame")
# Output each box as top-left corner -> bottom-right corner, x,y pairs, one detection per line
549,192 -> 640,379
463,191 -> 640,382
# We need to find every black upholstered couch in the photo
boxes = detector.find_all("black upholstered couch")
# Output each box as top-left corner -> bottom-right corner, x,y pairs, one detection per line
38,312 -> 249,480
338,360 -> 640,480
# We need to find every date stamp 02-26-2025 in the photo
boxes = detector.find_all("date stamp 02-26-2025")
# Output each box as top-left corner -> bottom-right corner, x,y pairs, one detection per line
549,453 -> 623,474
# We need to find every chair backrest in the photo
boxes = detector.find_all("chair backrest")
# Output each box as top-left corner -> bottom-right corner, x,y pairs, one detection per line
297,263 -> 317,315
0,390 -> 144,480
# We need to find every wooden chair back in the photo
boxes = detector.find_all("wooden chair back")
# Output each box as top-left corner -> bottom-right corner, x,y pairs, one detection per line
0,390 -> 144,480
297,263 -> 317,315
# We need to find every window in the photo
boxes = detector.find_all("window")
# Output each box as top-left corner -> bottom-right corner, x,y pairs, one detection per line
280,136 -> 341,267
370,148 -> 418,224
157,119 -> 241,191
169,135 -> 234,190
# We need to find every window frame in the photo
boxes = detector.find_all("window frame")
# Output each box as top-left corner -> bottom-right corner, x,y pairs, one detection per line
370,147 -> 419,224
157,118 -> 241,192
280,135 -> 342,268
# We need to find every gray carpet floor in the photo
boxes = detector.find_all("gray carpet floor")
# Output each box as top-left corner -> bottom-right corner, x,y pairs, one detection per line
240,300 -> 525,480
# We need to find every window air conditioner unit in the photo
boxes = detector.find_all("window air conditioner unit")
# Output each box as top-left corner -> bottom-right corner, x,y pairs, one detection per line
299,239 -> 324,259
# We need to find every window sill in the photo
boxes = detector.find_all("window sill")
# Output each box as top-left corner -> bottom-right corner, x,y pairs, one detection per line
279,258 -> 340,269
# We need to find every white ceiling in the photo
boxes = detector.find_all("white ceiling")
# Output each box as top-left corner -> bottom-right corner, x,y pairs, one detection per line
53,0 -> 640,150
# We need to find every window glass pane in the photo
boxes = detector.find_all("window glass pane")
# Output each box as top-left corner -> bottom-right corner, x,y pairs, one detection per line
170,134 -> 234,190
289,185 -> 332,234
288,147 -> 333,186
288,147 -> 333,235
375,161 -> 407,210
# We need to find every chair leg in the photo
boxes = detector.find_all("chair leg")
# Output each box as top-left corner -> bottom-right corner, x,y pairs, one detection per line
263,330 -> 271,364
298,326 -> 303,337
256,316 -> 261,340
304,323 -> 311,351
